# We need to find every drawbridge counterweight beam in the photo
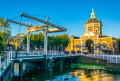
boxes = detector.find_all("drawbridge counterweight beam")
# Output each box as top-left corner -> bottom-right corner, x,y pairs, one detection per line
6,13 -> 67,56
6,19 -> 33,27
21,13 -> 67,32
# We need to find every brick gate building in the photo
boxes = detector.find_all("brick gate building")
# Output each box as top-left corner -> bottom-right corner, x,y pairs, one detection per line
66,8 -> 119,54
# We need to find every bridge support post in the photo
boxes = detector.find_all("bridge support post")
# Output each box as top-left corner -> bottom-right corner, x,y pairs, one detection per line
43,20 -> 48,69
44,55 -> 48,69
11,60 -> 14,78
27,32 -> 30,55
19,59 -> 23,77
49,72 -> 53,81
60,60 -> 63,68
49,57 -> 53,71
71,59 -> 73,64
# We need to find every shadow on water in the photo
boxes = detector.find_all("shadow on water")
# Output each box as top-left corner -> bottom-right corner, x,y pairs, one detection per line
12,63 -> 120,81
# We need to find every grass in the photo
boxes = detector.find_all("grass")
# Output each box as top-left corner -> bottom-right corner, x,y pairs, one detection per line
71,63 -> 106,70
107,68 -> 120,71
71,63 -> 120,71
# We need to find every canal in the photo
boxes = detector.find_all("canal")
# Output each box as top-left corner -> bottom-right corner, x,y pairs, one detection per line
11,63 -> 120,81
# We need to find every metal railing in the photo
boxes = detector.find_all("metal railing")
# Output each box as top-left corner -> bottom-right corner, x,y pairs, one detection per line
3,50 -> 120,64
7,50 -> 82,58
10,50 -> 65,57
0,51 -> 12,75
84,54 -> 120,63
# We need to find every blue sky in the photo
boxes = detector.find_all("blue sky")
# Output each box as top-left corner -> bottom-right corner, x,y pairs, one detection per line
0,0 -> 120,38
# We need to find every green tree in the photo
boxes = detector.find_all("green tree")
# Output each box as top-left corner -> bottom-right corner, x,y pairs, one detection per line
30,32 -> 44,47
0,17 -> 10,44
23,32 -> 44,48
0,35 -> 3,50
23,33 -> 69,50
48,34 -> 69,49
58,34 -> 69,47
0,17 -> 10,51
23,34 -> 27,44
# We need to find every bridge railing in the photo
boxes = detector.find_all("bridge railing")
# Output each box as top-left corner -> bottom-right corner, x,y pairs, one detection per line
3,51 -> 120,63
11,50 -> 82,57
11,50 -> 66,57
86,54 -> 120,63
106,55 -> 120,63
0,51 -> 12,75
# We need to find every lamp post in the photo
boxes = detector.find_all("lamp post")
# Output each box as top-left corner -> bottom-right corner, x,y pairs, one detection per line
90,45 -> 93,54
90,43 -> 93,54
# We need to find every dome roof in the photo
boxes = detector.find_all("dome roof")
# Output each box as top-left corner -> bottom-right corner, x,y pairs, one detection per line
85,18 -> 102,25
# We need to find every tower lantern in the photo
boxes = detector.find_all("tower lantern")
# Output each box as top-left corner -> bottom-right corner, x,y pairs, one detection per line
85,7 -> 102,35
91,7 -> 95,18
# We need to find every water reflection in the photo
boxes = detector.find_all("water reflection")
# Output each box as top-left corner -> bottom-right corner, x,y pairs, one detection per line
13,63 -> 120,81
14,63 -> 19,76
71,69 -> 115,81
14,62 -> 26,76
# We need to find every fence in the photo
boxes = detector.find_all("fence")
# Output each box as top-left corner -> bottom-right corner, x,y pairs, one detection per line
10,50 -> 65,57
0,51 -> 12,75
85,54 -> 120,63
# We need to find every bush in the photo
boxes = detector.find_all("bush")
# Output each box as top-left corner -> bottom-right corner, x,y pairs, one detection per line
71,50 -> 75,54
0,52 -> 6,56
77,50 -> 81,53
64,51 -> 69,54
85,52 -> 89,54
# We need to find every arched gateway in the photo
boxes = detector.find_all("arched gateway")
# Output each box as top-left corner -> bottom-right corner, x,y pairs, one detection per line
85,39 -> 94,53
66,7 -> 119,54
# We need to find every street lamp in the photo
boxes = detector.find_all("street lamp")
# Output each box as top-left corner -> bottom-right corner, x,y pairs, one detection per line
90,43 -> 93,54
90,44 -> 93,54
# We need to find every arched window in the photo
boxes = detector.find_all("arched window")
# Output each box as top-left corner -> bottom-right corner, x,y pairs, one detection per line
96,30 -> 98,33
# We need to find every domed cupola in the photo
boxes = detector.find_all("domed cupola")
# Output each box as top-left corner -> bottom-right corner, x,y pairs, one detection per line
85,18 -> 102,25
84,7 -> 102,35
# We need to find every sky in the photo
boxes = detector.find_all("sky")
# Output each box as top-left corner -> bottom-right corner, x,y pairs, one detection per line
0,0 -> 120,38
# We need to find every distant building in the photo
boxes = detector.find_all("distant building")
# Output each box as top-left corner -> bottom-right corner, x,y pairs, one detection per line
9,33 -> 26,51
66,8 -> 119,54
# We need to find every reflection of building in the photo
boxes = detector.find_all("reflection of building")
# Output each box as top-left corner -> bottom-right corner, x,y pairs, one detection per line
66,8 -> 119,54
9,33 -> 25,51
71,69 -> 115,81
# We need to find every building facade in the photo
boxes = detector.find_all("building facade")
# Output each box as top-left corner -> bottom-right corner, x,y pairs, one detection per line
66,8 -> 119,54
9,33 -> 26,51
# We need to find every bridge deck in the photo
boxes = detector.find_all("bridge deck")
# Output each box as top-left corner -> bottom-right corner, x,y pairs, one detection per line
12,54 -> 81,61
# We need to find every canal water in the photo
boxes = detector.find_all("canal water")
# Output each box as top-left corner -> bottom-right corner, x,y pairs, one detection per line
11,63 -> 120,81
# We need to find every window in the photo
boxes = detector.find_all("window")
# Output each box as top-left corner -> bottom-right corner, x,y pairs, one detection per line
96,30 -> 98,33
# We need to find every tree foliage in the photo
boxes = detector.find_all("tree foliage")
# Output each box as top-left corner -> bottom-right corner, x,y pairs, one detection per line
0,35 -> 3,50
0,17 -> 11,50
30,32 -> 44,47
23,32 -> 44,48
23,33 -> 69,49
48,34 -> 69,47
